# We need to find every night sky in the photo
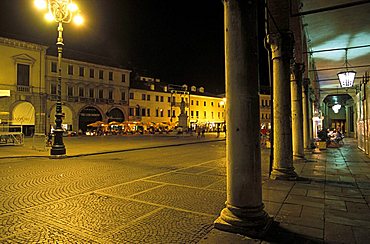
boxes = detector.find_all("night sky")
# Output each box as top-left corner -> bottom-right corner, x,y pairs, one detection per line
0,0 -> 226,94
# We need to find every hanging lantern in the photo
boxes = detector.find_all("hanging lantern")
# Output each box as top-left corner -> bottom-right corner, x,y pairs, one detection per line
338,71 -> 356,88
338,48 -> 356,87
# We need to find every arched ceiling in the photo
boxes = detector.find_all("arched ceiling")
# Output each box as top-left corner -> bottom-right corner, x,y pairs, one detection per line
299,0 -> 370,91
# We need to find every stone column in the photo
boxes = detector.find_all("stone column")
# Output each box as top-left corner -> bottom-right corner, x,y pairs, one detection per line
214,0 -> 272,237
302,78 -> 311,149
291,63 -> 305,158
267,33 -> 298,180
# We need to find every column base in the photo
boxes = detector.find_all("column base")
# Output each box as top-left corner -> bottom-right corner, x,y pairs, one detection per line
214,203 -> 273,238
293,154 -> 305,159
270,167 -> 298,180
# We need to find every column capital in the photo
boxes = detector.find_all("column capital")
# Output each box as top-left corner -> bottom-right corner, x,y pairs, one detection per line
266,32 -> 294,60
290,62 -> 305,83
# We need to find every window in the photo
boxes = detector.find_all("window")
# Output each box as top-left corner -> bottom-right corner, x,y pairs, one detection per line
79,67 -> 84,77
156,96 -> 159,102
67,86 -> 73,97
109,71 -> 113,81
109,90 -> 113,100
99,70 -> 104,79
168,97 -> 171,103
122,74 -> 126,82
191,111 -> 194,118
90,68 -> 94,78
68,65 -> 73,75
147,108 -> 151,117
218,112 -> 220,118
147,94 -> 151,101
261,114 -> 264,119
129,93 -> 134,99
142,94 -> 146,100
79,87 -> 84,97
172,97 -> 175,103
196,111 -> 199,118
160,96 -> 164,102
141,108 -> 146,116
172,110 -> 175,117
204,101 -> 206,106
168,110 -> 171,117
196,101 -> 199,106
51,62 -> 57,73
135,106 -> 140,116
191,100 -> 193,105
17,64 -> 30,86
121,91 -> 126,100
156,109 -> 159,117
51,83 -> 57,95
160,110 -> 164,117
89,88 -> 94,98
129,108 -> 134,116
99,89 -> 104,98
211,112 -> 214,119
211,102 -> 214,106
204,111 -> 207,118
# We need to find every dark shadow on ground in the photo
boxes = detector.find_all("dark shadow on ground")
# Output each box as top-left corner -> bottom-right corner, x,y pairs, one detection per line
261,221 -> 323,244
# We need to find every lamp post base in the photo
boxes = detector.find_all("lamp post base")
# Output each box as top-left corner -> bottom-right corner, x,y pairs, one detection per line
50,145 -> 66,159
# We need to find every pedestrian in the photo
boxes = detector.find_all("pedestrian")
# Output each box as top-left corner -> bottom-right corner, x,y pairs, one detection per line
216,125 -> 220,138
201,127 -> 205,138
196,126 -> 201,139
47,132 -> 53,147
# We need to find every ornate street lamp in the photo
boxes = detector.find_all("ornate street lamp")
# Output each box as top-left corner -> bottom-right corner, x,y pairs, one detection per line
35,0 -> 83,157
337,48 -> 356,88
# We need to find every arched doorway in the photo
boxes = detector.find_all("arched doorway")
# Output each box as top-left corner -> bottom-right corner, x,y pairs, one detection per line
323,94 -> 354,134
107,107 -> 125,122
12,102 -> 35,136
50,105 -> 73,131
79,106 -> 102,132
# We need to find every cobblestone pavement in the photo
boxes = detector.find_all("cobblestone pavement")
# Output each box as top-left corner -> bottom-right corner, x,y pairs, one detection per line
0,141 -> 226,243
1,137 -> 370,243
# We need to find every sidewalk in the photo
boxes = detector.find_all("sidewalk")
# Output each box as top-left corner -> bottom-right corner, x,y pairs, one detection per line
201,138 -> 370,243
0,132 -> 226,158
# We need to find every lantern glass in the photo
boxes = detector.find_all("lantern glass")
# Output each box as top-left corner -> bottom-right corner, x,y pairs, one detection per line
338,71 -> 356,88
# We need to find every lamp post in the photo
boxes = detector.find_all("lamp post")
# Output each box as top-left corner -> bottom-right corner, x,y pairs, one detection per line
35,0 -> 83,158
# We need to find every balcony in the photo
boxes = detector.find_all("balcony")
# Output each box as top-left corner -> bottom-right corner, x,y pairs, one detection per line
95,98 -> 108,103
79,97 -> 90,103
119,100 -> 128,105
67,96 -> 79,102
16,85 -> 30,93
49,94 -> 58,101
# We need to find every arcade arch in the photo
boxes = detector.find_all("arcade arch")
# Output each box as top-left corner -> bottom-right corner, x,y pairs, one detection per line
78,106 -> 103,132
107,107 -> 125,122
11,101 -> 35,136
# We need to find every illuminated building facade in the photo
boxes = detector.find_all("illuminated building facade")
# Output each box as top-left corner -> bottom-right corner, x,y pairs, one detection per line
0,36 -> 130,135
129,76 -> 226,131
1,36 -> 271,135
45,56 -> 130,133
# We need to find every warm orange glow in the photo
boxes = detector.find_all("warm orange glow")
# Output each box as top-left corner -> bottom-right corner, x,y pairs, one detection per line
34,0 -> 47,10
45,12 -> 54,22
68,3 -> 78,12
73,14 -> 84,25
